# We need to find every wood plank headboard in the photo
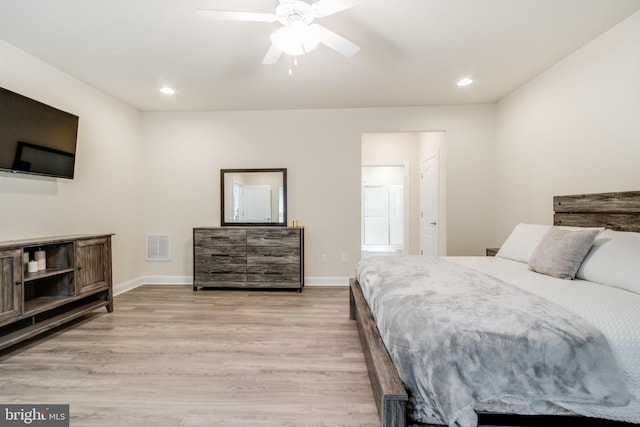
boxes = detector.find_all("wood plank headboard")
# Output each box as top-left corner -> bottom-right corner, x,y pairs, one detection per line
554,191 -> 640,233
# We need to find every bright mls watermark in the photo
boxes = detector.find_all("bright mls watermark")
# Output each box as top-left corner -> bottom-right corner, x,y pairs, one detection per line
0,405 -> 69,426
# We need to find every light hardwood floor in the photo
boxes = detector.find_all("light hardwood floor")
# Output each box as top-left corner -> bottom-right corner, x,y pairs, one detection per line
0,285 -> 380,427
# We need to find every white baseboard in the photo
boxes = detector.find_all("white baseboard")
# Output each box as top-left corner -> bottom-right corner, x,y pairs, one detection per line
113,276 -> 192,295
114,277 -> 146,296
304,276 -> 350,286
113,275 -> 349,295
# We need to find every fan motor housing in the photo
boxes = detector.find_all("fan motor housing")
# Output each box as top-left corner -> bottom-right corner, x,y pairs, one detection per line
276,1 -> 315,26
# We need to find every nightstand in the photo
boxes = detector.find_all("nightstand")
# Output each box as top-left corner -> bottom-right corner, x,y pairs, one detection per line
486,247 -> 500,257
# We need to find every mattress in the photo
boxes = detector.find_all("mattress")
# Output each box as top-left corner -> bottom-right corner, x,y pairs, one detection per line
448,256 -> 640,423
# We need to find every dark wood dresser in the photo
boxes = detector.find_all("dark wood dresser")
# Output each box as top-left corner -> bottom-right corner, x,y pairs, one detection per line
193,226 -> 304,291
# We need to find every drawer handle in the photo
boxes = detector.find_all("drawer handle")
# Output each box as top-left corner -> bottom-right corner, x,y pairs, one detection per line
210,254 -> 230,257
265,272 -> 284,275
210,236 -> 229,240
264,236 -> 282,240
264,253 -> 283,257
210,271 -> 232,274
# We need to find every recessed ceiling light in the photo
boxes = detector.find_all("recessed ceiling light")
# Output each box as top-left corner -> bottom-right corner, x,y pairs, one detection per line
457,78 -> 473,87
159,87 -> 175,95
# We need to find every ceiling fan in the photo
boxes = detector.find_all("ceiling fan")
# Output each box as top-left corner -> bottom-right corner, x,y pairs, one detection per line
194,0 -> 363,65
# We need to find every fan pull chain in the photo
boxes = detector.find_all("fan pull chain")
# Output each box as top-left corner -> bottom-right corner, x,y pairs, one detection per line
288,56 -> 300,76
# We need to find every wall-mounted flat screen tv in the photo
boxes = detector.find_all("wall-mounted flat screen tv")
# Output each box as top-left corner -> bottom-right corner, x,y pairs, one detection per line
0,87 -> 79,179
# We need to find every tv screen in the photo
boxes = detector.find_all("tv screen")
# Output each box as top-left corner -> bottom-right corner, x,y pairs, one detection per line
0,87 -> 79,179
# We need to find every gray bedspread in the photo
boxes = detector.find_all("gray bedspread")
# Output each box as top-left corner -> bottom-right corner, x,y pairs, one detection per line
355,256 -> 629,427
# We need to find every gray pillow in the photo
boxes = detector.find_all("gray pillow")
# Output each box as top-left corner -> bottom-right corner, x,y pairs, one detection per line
528,227 -> 600,279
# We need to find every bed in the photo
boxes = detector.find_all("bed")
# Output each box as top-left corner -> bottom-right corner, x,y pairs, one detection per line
349,191 -> 640,427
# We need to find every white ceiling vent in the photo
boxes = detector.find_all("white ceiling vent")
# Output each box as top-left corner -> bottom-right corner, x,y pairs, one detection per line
146,234 -> 171,261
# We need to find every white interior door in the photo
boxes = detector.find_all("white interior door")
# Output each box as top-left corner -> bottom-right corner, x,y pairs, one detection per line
420,155 -> 438,256
243,185 -> 271,222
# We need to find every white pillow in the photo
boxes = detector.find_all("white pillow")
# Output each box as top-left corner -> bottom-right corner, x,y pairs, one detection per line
495,223 -> 551,263
576,229 -> 640,295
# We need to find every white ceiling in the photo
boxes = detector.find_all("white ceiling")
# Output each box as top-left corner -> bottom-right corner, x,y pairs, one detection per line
1,0 -> 639,112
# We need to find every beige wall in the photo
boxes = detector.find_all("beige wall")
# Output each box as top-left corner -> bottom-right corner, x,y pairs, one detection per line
0,40 -> 145,287
494,10 -> 640,245
141,105 -> 496,283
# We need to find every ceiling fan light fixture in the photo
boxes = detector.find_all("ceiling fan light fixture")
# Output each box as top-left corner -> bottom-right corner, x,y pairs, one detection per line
195,0 -> 361,65
270,21 -> 320,56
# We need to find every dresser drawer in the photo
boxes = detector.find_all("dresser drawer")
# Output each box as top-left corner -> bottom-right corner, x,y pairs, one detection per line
196,245 -> 245,258
247,263 -> 301,282
195,254 -> 247,280
196,271 -> 247,283
196,254 -> 246,271
194,228 -> 246,249
247,247 -> 299,265
247,228 -> 300,249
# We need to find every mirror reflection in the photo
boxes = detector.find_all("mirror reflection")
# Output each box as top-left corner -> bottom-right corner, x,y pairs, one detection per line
221,168 -> 287,226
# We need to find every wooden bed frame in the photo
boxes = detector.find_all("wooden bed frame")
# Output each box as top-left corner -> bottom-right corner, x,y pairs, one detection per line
350,190 -> 640,427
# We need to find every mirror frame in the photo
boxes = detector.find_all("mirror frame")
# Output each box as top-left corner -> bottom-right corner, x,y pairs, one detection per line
220,168 -> 287,227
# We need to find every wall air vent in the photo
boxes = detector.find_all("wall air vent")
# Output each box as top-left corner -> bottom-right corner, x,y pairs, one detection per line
146,234 -> 171,261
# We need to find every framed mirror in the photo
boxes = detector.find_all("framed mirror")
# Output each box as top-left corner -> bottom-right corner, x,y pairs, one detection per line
221,168 -> 287,226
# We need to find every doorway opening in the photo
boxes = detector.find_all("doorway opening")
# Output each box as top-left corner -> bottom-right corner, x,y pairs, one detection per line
361,131 -> 446,258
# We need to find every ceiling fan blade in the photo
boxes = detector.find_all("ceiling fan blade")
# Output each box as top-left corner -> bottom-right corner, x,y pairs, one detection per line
262,45 -> 284,64
311,0 -> 363,18
310,24 -> 360,57
194,9 -> 277,23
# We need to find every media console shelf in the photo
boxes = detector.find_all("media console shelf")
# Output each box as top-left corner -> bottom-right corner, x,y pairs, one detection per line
0,234 -> 113,351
